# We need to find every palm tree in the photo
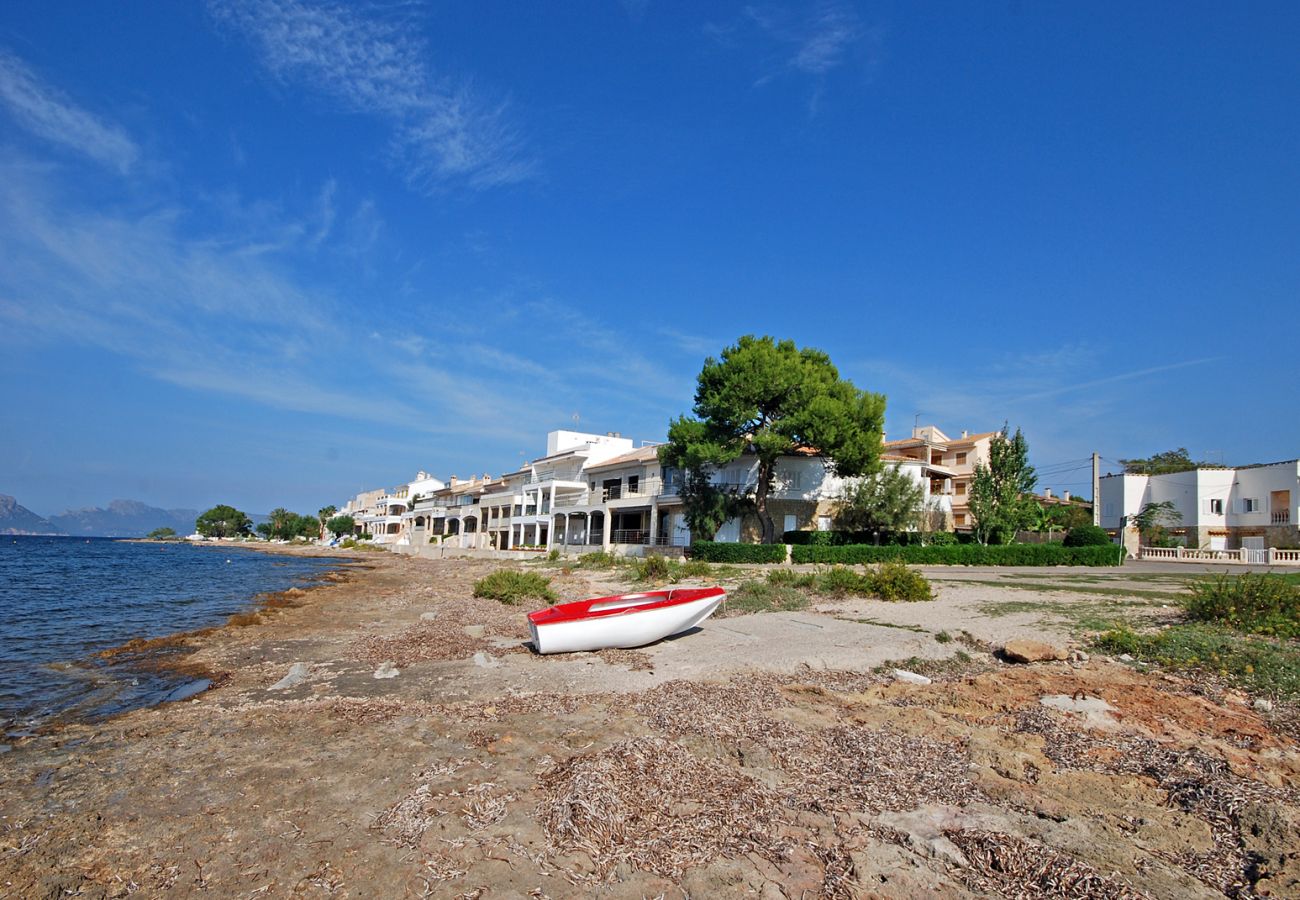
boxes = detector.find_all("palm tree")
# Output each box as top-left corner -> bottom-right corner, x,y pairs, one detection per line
318,505 -> 337,541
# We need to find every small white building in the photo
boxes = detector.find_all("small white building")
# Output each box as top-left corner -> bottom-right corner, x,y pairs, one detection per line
1098,459 -> 1299,550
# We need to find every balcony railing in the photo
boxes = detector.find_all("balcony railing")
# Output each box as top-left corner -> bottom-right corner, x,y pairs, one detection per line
1273,510 -> 1292,525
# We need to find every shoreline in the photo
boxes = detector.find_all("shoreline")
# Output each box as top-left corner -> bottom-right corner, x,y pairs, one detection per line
3,542 -> 360,744
1,552 -> 1296,897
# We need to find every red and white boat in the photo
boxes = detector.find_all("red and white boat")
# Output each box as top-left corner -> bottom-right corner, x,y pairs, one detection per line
527,586 -> 726,655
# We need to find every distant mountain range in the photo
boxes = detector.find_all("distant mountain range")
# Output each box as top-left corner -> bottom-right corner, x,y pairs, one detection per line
49,500 -> 201,538
1,495 -> 201,537
0,495 -> 62,535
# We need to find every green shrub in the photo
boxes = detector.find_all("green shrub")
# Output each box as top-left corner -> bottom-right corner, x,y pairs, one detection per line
690,542 -> 786,564
935,630 -> 952,643
767,568 -> 817,589
790,543 -> 1122,567
678,559 -> 714,579
725,580 -> 809,615
866,560 -> 934,601
1095,624 -> 1300,698
1063,525 -> 1112,547
472,570 -> 556,605
547,549 -> 561,562
927,532 -> 959,546
577,551 -> 617,569
633,554 -> 672,582
817,565 -> 872,596
1184,573 -> 1299,639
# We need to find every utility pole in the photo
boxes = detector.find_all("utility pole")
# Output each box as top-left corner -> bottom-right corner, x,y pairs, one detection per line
1091,452 -> 1101,526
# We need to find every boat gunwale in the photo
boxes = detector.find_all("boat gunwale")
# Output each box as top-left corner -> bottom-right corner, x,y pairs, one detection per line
527,586 -> 725,626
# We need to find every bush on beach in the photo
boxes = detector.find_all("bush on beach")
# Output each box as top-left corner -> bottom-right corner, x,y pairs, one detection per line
473,570 -> 557,605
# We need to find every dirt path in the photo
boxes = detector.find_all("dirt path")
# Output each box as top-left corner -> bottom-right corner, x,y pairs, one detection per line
1,551 -> 1297,898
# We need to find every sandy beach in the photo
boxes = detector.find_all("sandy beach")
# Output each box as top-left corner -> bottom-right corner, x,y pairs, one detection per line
1,549 -> 1297,898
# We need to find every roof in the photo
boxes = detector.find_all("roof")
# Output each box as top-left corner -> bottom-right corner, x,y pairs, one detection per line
582,446 -> 662,472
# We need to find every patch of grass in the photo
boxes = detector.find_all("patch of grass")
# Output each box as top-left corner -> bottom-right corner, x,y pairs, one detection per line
339,539 -> 388,552
940,578 -> 1187,603
577,551 -> 618,569
837,617 -> 930,633
1094,624 -> 1300,699
935,630 -> 952,643
627,556 -> 716,584
978,597 -> 1148,634
763,562 -> 933,602
873,650 -> 983,678
472,569 -> 557,605
724,580 -> 810,615
1185,572 -> 1299,639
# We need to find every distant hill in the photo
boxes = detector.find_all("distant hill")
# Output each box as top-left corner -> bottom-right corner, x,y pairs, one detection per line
48,500 -> 201,538
0,494 -> 63,535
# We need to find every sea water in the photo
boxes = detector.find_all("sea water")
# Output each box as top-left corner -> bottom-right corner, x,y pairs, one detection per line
0,536 -> 339,741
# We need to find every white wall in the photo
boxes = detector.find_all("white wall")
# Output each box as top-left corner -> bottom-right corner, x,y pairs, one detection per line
545,430 -> 635,459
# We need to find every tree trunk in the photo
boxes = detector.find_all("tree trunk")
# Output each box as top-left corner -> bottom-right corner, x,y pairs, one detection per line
755,458 -> 775,544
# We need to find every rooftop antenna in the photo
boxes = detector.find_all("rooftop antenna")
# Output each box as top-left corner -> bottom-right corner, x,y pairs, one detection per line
572,412 -> 580,427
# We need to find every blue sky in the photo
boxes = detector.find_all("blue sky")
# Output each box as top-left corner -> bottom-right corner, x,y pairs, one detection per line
2,2 -> 1298,515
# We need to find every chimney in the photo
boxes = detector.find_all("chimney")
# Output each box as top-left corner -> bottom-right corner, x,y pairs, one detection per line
449,476 -> 459,487
961,430 -> 969,439
1043,488 -> 1053,499
1063,491 -> 1071,502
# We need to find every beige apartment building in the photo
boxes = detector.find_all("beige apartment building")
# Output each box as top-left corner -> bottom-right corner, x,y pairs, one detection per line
883,425 -> 999,530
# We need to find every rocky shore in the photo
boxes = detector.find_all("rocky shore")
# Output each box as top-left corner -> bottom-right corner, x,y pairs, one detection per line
1,549 -> 1297,898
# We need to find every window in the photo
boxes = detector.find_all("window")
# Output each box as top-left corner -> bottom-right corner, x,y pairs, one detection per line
1207,498 -> 1224,515
955,513 -> 966,525
817,516 -> 832,531
783,514 -> 798,533
1244,498 -> 1260,513
955,452 -> 968,465
955,481 -> 966,495
628,475 -> 639,494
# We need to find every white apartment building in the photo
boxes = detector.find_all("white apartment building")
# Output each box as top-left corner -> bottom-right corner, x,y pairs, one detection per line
1099,459 -> 1299,550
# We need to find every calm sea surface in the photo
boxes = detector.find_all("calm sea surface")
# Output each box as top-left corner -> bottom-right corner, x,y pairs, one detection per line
0,536 -> 340,743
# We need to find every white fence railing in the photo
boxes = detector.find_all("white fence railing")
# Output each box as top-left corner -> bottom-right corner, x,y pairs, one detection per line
1141,546 -> 1300,565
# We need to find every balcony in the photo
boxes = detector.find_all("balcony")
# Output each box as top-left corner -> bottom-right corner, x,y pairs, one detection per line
1273,510 -> 1292,525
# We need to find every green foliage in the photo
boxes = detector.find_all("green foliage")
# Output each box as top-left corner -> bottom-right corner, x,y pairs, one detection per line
1039,502 -> 1093,533
935,630 -> 952,643
791,542 -> 1123,567
927,531 -> 959,546
317,505 -> 337,527
634,554 -> 672,582
326,515 -> 355,538
547,549 -> 561,562
868,559 -> 934,601
255,522 -> 273,539
1095,624 -> 1300,698
677,468 -> 751,543
766,568 -> 817,588
1062,524 -> 1112,547
145,526 -> 177,540
834,465 -> 924,536
818,565 -> 869,596
661,335 -> 886,543
969,426 -> 1037,545
339,538 -> 386,552
472,570 -> 557,605
689,541 -> 786,564
725,580 -> 810,615
1184,573 -> 1300,639
195,504 -> 253,538
577,551 -> 618,569
1133,500 -> 1182,547
1119,448 -> 1214,475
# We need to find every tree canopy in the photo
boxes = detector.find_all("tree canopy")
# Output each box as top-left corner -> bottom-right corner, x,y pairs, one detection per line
325,515 -> 355,538
195,505 -> 252,538
834,465 -> 924,536
969,426 -> 1037,545
1119,448 -> 1217,475
661,335 -> 886,543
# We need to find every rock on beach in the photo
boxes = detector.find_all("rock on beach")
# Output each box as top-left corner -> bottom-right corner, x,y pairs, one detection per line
1001,639 -> 1069,664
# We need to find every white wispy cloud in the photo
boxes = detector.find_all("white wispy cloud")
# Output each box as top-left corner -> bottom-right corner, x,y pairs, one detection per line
208,0 -> 532,191
0,49 -> 139,174
709,2 -> 876,90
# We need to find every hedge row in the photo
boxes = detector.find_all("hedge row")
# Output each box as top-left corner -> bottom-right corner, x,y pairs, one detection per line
790,543 -> 1124,567
783,530 -> 962,546
689,542 -> 787,564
